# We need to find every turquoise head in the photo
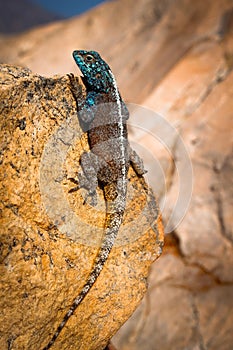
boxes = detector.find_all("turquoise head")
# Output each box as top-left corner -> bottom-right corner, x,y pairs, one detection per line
72,50 -> 114,92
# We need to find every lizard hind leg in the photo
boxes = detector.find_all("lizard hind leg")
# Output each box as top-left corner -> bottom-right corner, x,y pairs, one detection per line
129,147 -> 147,176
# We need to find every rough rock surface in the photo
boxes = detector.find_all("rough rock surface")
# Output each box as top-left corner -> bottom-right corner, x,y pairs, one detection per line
0,65 -> 163,350
0,0 -> 233,349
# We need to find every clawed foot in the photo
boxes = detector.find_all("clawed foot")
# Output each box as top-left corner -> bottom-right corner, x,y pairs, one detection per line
83,191 -> 97,206
68,173 -> 98,207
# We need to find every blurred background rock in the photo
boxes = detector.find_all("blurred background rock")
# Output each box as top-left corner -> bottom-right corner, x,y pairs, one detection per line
0,0 -> 232,349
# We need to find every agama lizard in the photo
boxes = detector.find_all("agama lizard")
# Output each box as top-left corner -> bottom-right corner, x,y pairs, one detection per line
43,50 -> 146,349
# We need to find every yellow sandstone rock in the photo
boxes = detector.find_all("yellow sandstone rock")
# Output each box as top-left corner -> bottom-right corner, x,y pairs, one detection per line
0,65 -> 163,350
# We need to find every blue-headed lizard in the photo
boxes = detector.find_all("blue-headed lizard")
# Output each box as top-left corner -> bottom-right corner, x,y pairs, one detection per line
43,50 -> 146,349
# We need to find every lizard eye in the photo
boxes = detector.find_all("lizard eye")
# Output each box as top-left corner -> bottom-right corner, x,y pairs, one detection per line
86,54 -> 94,62
95,73 -> 101,79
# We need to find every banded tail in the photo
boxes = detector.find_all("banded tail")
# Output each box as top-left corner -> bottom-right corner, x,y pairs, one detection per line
42,190 -> 126,350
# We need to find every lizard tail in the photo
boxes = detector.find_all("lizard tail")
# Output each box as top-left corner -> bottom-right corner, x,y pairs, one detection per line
42,191 -> 125,350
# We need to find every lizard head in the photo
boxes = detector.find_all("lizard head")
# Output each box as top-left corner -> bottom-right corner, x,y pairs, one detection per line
72,50 -> 114,92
